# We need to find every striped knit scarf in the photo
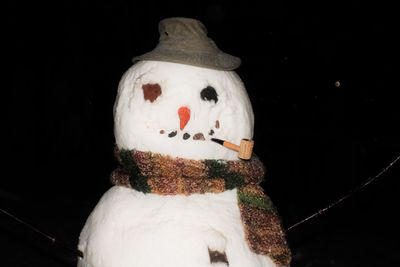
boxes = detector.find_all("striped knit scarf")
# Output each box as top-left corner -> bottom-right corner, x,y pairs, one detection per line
110,149 -> 291,266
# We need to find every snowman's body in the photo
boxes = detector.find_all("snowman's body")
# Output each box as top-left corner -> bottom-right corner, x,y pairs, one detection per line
78,187 -> 276,267
78,61 -> 278,267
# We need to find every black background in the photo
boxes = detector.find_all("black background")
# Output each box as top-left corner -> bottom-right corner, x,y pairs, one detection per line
3,1 -> 399,266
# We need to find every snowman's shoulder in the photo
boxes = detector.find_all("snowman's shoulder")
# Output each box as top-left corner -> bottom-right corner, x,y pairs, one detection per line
100,185 -> 142,202
92,186 -> 148,215
85,187 -> 242,230
79,187 -> 150,239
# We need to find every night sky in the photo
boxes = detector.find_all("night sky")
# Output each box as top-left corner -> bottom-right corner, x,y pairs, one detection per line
3,1 -> 399,266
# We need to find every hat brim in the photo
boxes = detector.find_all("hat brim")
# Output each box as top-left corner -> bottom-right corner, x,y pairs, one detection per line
132,49 -> 241,71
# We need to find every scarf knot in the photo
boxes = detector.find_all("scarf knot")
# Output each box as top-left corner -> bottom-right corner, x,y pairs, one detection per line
111,148 -> 291,266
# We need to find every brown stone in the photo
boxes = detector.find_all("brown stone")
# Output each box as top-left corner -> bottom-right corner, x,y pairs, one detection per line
193,133 -> 205,140
208,249 -> 229,265
142,83 -> 162,102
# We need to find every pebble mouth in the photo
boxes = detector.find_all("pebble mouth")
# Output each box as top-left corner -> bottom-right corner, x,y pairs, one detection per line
162,120 -> 220,141
168,131 -> 177,137
193,133 -> 205,141
164,130 -> 207,141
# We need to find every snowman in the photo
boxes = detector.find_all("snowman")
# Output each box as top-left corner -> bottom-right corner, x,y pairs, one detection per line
78,17 -> 291,267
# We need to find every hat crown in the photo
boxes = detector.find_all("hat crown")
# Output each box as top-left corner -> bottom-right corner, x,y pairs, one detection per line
133,17 -> 241,70
157,17 -> 218,53
159,17 -> 208,41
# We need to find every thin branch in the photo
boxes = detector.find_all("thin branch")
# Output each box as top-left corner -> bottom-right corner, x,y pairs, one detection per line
0,208 -> 83,258
287,154 -> 400,231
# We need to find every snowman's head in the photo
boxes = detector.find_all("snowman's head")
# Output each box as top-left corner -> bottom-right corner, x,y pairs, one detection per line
113,60 -> 254,160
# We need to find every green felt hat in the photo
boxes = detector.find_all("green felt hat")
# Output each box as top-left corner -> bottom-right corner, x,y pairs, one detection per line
133,17 -> 241,70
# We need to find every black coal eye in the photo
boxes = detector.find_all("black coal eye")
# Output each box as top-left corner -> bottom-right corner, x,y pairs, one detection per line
200,86 -> 218,103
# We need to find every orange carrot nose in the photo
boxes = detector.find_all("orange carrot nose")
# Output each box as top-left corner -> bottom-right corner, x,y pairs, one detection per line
178,106 -> 191,130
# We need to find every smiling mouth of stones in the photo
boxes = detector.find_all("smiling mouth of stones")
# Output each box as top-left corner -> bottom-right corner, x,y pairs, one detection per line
160,120 -> 219,141
165,131 -> 206,141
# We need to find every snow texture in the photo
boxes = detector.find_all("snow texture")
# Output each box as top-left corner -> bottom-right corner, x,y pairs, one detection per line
78,61 -> 276,267
113,60 -> 254,160
78,186 -> 276,267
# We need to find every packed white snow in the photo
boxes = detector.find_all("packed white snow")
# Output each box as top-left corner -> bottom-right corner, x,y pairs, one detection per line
78,186 -> 276,267
113,60 -> 254,160
78,61 -> 277,267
